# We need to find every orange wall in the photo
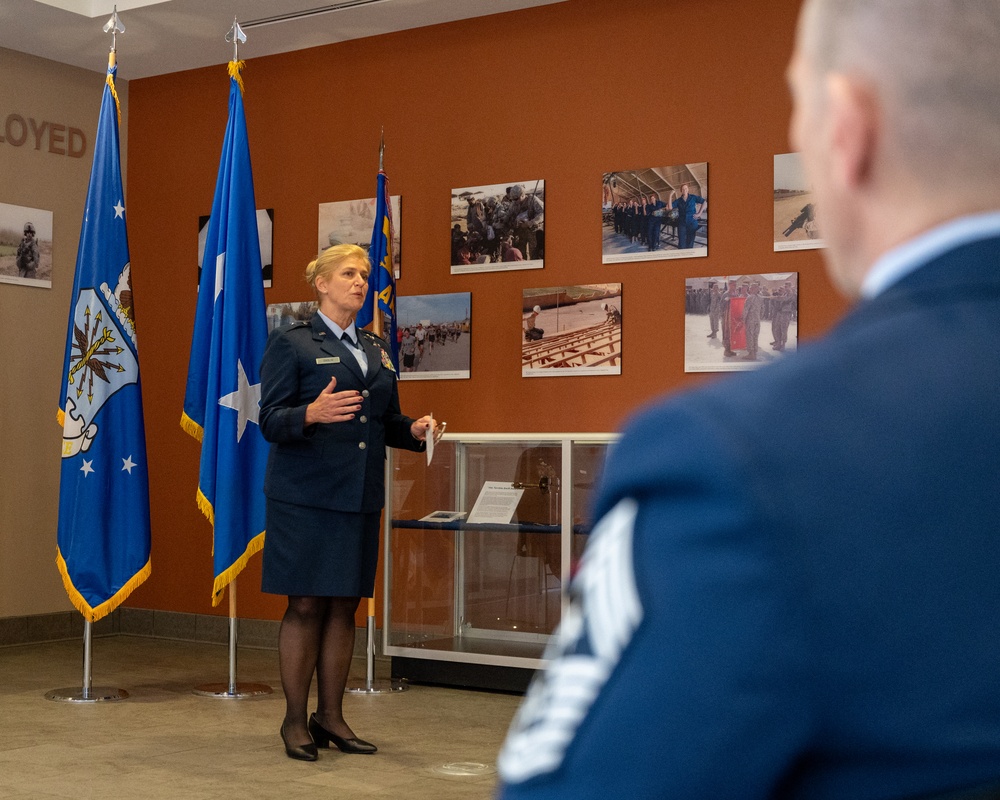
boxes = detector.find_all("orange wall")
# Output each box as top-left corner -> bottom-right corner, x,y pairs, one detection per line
123,0 -> 847,621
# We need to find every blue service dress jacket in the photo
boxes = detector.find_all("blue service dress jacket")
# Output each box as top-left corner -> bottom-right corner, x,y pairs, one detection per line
498,234 -> 1000,800
259,314 -> 423,513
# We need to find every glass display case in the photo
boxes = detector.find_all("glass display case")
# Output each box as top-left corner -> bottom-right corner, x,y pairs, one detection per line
383,433 -> 616,690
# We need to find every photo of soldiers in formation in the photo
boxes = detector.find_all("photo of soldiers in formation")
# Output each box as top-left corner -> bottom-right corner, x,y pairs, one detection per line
602,164 -> 708,263
684,273 -> 798,373
451,181 -> 545,274
0,202 -> 53,288
774,152 -> 824,251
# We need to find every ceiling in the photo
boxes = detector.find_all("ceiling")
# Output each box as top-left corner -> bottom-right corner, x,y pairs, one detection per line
0,0 -> 568,80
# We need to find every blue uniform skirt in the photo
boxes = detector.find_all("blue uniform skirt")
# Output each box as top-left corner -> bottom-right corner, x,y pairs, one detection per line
261,499 -> 381,597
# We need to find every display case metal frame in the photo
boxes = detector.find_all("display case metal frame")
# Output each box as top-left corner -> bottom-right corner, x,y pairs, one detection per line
382,432 -> 616,674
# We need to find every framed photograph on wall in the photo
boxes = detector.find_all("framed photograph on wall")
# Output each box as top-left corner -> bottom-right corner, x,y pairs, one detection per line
602,163 -> 708,263
774,153 -> 823,251
451,180 -> 544,274
0,202 -> 53,288
198,208 -> 274,287
684,273 -> 798,373
522,284 -> 621,377
397,292 -> 471,380
266,299 -> 317,332
318,195 -> 401,278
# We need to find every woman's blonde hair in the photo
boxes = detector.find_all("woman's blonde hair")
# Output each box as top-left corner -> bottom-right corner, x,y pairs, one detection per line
305,243 -> 370,289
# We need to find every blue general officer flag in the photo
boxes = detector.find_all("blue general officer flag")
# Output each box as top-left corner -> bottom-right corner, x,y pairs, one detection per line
357,169 -> 399,371
57,57 -> 151,623
180,61 -> 268,605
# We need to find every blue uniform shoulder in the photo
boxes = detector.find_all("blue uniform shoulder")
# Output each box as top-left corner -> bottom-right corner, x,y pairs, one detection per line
265,320 -> 315,348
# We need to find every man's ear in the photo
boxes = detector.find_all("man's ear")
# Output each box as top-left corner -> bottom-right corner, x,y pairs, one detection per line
826,73 -> 880,191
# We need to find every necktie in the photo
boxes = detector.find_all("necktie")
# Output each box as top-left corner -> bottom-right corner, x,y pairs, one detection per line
341,331 -> 368,372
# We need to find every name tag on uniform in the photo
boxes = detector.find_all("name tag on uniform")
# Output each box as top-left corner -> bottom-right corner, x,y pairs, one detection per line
316,356 -> 340,364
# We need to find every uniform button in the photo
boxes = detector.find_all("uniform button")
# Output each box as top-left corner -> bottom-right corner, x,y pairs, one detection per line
361,389 -> 370,398
358,442 -> 367,450
360,415 -> 368,423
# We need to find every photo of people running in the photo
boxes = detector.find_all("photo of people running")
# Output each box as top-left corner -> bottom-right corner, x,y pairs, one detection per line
396,292 -> 471,380
451,180 -> 544,274
602,164 -> 708,264
684,273 -> 797,373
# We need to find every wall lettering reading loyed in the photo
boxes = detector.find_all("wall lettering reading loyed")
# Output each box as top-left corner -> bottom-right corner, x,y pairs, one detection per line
0,112 -> 87,158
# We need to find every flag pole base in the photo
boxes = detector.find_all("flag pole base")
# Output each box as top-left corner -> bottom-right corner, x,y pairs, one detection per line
345,678 -> 408,694
344,604 -> 406,694
192,682 -> 272,699
45,687 -> 128,703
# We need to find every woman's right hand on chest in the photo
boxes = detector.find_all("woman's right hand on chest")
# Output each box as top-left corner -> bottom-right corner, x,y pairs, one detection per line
304,377 -> 362,426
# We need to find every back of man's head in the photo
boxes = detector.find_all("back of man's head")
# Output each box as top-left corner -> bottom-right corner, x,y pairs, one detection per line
801,0 -> 1000,185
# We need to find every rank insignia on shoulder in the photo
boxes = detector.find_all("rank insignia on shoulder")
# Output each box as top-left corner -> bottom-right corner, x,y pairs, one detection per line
379,347 -> 394,370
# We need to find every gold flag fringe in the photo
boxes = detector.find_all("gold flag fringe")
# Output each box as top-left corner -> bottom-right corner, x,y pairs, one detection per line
56,547 -> 151,623
56,407 -> 65,427
212,531 -> 265,606
196,486 -> 214,525
180,411 -> 204,442
228,60 -> 246,95
195,489 -> 266,606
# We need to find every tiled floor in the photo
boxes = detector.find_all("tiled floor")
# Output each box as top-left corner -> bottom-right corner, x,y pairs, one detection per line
0,636 -> 522,799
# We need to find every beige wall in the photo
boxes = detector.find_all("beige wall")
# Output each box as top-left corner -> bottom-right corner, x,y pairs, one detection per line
0,47 -> 128,618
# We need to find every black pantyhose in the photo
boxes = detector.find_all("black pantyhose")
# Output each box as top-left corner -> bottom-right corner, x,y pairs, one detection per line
279,595 -> 361,747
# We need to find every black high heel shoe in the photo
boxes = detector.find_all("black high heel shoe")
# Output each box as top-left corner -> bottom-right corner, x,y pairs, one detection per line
309,713 -> 377,754
280,724 -> 318,761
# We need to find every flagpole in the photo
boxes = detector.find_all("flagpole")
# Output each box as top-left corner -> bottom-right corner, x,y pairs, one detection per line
186,22 -> 270,699
47,5 -> 135,706
193,578 -> 271,698
348,133 -> 405,694
47,621 -> 130,703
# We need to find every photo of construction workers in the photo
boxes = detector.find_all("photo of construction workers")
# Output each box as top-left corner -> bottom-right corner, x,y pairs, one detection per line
522,284 -> 621,377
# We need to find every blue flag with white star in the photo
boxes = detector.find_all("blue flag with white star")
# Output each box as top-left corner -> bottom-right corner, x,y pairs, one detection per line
56,59 -> 151,622
357,169 -> 399,371
181,62 -> 268,605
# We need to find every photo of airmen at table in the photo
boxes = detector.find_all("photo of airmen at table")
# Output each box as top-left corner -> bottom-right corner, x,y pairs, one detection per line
602,164 -> 708,263
0,202 -> 53,288
451,180 -> 544,274
774,153 -> 824,252
318,195 -> 402,277
522,284 -> 621,377
396,292 -> 471,380
684,273 -> 798,373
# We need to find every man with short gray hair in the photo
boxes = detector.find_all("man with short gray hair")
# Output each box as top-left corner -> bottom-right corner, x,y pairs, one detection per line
497,1 -> 1000,798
